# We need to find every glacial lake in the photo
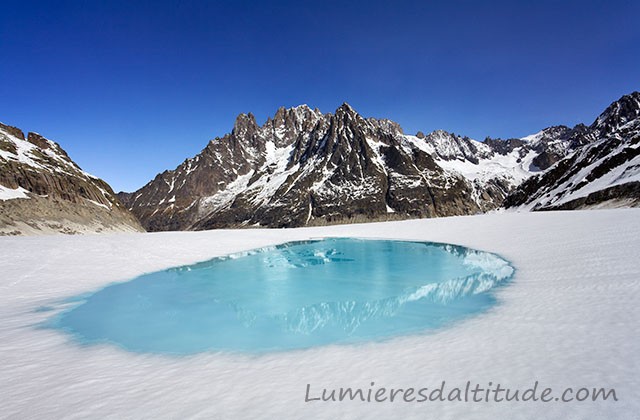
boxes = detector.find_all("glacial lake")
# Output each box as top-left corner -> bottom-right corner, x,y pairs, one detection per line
50,238 -> 514,354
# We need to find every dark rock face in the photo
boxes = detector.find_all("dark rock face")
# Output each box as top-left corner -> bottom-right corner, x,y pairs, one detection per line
484,138 -> 526,156
0,123 -> 25,140
504,92 -> 640,210
526,125 -> 594,171
0,123 -> 144,235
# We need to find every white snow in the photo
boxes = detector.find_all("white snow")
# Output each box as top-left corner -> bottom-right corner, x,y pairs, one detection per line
0,131 -> 45,170
84,198 -> 110,210
200,171 -> 255,213
520,130 -> 545,143
310,162 -> 337,194
403,133 -> 539,194
435,148 -> 539,187
0,210 -> 638,419
92,185 -> 114,208
165,176 -> 176,193
0,185 -> 31,201
184,159 -> 197,175
366,137 -> 390,176
247,141 -> 298,205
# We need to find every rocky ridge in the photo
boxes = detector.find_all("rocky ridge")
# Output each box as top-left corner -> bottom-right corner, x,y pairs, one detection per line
504,92 -> 640,210
0,122 -> 144,235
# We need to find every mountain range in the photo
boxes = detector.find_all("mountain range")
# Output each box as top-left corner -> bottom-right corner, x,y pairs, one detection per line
119,92 -> 640,231
1,92 -> 638,235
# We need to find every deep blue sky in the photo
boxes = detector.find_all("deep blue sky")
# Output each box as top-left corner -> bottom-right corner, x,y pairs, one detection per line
1,0 -> 638,192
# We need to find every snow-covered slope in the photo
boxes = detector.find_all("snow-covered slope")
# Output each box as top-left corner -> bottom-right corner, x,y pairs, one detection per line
0,122 -> 144,235
1,209 -> 638,419
505,92 -> 640,210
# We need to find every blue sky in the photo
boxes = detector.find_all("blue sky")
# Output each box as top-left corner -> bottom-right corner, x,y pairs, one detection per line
1,0 -> 638,192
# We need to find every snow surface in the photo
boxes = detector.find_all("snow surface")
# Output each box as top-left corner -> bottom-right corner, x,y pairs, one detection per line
520,130 -> 545,143
0,185 -> 30,201
1,210 -> 639,419
434,148 -> 539,186
403,134 -> 539,190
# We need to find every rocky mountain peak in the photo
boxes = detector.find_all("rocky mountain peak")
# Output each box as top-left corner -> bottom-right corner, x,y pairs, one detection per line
332,103 -> 369,133
592,91 -> 640,134
232,112 -> 258,137
263,105 -> 324,147
0,122 -> 25,140
427,129 -> 452,139
336,102 -> 355,113
27,132 -> 53,150
274,105 -> 320,130
541,125 -> 571,139
419,129 -> 485,163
